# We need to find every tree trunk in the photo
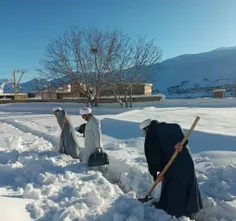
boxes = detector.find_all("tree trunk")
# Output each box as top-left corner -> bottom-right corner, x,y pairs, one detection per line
94,86 -> 100,107
86,95 -> 94,107
114,93 -> 123,107
125,90 -> 128,108
119,100 -> 123,107
85,94 -> 90,107
129,85 -> 133,108
94,96 -> 98,107
113,88 -> 123,107
115,96 -> 123,107
94,90 -> 98,107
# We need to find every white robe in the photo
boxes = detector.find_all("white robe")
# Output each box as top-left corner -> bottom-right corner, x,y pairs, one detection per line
83,115 -> 103,164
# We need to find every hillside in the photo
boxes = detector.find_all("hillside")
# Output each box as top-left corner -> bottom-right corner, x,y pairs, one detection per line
0,78 -> 48,93
152,46 -> 236,97
0,78 -> 14,92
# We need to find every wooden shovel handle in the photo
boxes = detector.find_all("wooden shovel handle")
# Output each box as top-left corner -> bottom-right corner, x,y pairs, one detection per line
145,116 -> 200,198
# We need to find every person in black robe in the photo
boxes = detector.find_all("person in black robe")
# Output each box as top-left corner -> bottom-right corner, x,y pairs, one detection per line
140,119 -> 203,218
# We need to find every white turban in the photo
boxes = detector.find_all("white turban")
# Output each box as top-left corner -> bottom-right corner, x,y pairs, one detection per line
139,118 -> 152,130
52,107 -> 62,112
79,107 -> 92,115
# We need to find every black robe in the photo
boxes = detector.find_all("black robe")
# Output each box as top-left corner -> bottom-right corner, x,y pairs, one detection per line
144,120 -> 203,218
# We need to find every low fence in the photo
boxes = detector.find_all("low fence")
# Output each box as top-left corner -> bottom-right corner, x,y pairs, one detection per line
0,95 -> 163,104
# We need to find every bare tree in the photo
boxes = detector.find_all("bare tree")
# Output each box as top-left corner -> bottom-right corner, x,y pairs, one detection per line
126,36 -> 162,108
98,31 -> 131,107
39,27 -> 127,106
39,27 -> 162,107
85,27 -> 129,106
106,35 -> 162,108
39,29 -> 92,105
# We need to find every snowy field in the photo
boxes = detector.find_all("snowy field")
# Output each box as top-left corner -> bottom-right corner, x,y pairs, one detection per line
0,98 -> 236,221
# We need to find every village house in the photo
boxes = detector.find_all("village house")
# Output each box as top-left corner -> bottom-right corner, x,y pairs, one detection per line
100,83 -> 153,96
32,82 -> 153,100
213,89 -> 225,98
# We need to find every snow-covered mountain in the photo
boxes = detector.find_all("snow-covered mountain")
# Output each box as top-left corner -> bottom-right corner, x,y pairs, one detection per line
0,78 -> 49,93
0,78 -> 14,92
151,46 -> 236,97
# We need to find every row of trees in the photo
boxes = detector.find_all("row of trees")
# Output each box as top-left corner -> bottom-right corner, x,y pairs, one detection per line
38,27 -> 162,107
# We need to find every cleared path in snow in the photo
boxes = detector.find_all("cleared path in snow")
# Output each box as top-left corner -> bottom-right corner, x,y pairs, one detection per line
1,115 -> 236,221
0,118 -> 156,198
0,188 -> 32,221
0,120 -> 172,221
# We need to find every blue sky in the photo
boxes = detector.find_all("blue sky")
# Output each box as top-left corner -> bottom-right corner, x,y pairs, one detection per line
1,0 -> 236,82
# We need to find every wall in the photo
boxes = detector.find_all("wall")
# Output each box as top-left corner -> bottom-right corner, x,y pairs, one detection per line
36,92 -> 57,100
213,91 -> 225,98
100,84 -> 153,96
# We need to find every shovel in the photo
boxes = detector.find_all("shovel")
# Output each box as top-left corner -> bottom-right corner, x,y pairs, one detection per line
138,116 -> 200,203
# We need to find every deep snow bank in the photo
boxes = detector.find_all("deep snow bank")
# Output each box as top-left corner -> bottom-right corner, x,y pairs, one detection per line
1,115 -> 236,221
0,121 -> 190,221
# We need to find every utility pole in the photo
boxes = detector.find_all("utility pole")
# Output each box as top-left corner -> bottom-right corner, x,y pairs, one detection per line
223,65 -> 225,90
91,47 -> 98,107
223,65 -> 226,98
13,69 -> 27,100
13,70 -> 17,99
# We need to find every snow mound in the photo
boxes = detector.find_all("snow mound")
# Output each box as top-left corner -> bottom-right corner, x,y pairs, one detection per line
1,103 -> 236,221
196,197 -> 236,221
23,184 -> 42,199
200,164 -> 236,201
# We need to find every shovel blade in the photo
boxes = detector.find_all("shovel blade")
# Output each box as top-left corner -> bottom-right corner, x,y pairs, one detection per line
137,196 -> 153,203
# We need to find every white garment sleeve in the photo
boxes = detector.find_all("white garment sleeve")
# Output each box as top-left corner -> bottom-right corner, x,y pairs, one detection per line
93,119 -> 102,148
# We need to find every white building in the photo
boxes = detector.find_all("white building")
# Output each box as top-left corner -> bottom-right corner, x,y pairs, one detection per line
56,84 -> 71,93
0,88 -> 4,94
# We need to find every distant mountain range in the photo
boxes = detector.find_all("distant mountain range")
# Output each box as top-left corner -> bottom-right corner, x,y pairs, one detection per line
1,46 -> 236,98
0,78 -> 49,93
151,46 -> 236,97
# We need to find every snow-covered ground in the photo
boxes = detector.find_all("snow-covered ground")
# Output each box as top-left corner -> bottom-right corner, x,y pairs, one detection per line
0,99 -> 236,221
